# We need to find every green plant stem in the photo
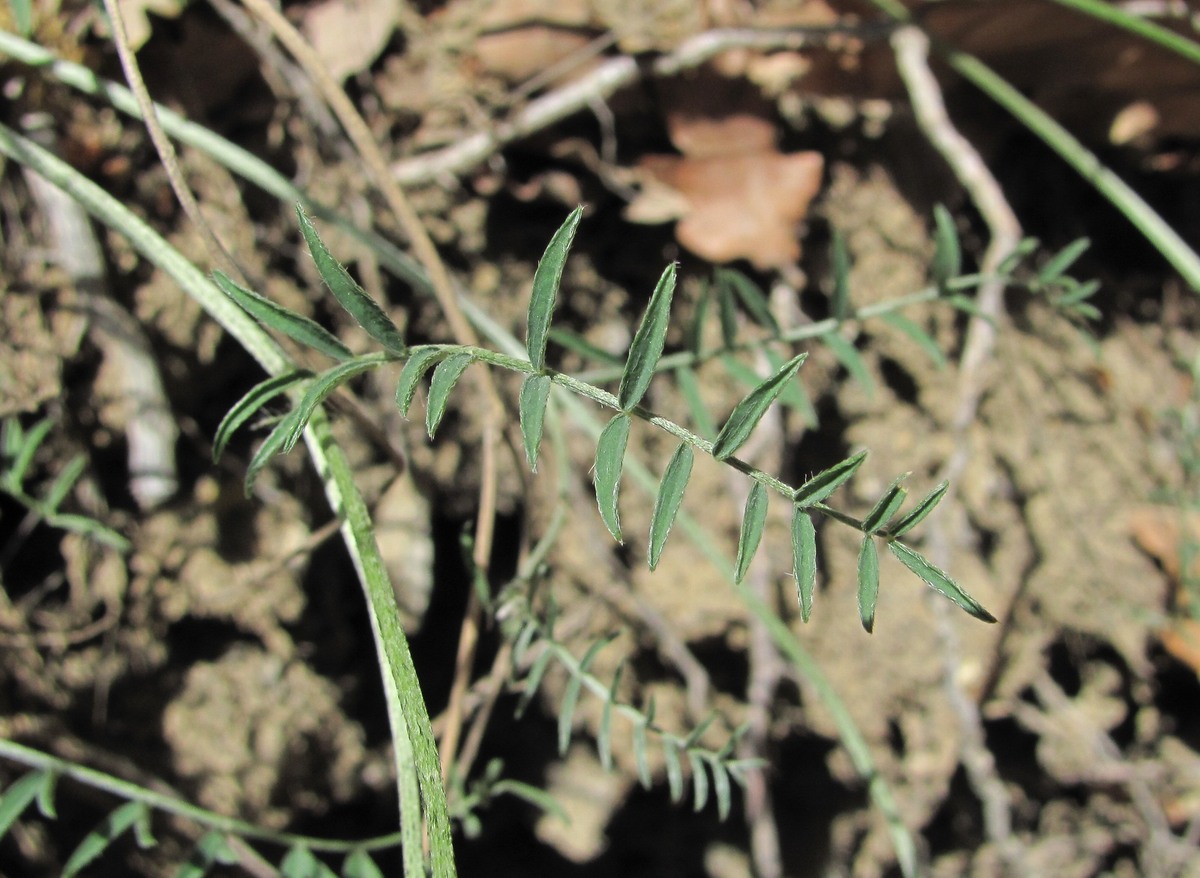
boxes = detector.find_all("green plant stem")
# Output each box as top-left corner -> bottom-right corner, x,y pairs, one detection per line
0,123 -> 452,877
1047,0 -> 1200,65
0,739 -> 404,853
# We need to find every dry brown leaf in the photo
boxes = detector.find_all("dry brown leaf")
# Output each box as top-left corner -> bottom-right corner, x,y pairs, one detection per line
302,0 -> 401,84
1130,504 -> 1200,673
474,26 -> 594,83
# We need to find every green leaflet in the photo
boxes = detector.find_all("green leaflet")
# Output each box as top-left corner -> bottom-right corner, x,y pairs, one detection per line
764,348 -> 819,427
280,846 -> 337,878
793,449 -> 868,507
791,507 -> 817,622
213,370 -> 311,462
63,802 -> 149,877
342,850 -> 385,878
932,204 -> 962,292
862,474 -> 909,534
857,535 -> 879,633
822,331 -> 874,397
177,832 -> 238,878
711,758 -> 732,821
618,263 -> 677,411
212,270 -> 352,361
296,206 -> 406,354
648,442 -> 693,570
0,771 -> 44,838
734,481 -> 768,584
686,281 -> 710,355
547,327 -> 623,366
633,719 -> 652,788
597,663 -> 623,771
716,280 -> 738,348
395,348 -> 447,417
282,355 -> 383,453
674,366 -> 717,439
527,206 -> 584,370
688,750 -> 708,813
559,637 -> 609,755
1038,236 -> 1090,284
888,540 -> 997,623
717,268 -> 778,332
880,312 -> 947,370
426,352 -> 475,438
663,739 -> 684,804
890,480 -> 948,537
594,413 -> 631,542
711,353 -> 807,461
516,649 -> 554,718
244,410 -> 300,497
830,230 -> 852,321
519,374 -> 553,472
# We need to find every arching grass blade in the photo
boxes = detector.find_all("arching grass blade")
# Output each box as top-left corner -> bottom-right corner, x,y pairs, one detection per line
527,206 -> 583,370
594,414 -> 631,542
712,353 -> 807,461
618,263 -> 677,411
648,442 -> 693,570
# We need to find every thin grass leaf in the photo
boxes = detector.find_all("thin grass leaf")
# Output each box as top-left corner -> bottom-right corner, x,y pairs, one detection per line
688,750 -> 709,812
618,263 -> 677,411
594,414 -> 631,542
711,760 -> 732,821
712,354 -> 807,461
42,454 -> 85,513
598,663 -> 623,771
282,356 -> 381,453
822,331 -> 874,396
932,204 -> 961,291
764,348 -> 819,426
687,282 -> 711,355
862,474 -> 909,535
1038,237 -> 1091,283
342,849 -> 385,878
280,845 -> 337,878
880,312 -> 947,370
519,374 -> 553,472
857,535 -> 879,633
516,649 -> 554,718
426,352 -> 475,438
831,230 -> 851,321
547,327 -> 622,366
793,449 -> 868,507
734,482 -> 769,584
890,480 -> 948,537
395,348 -> 446,417
214,370 -> 311,462
888,540 -> 997,623
0,771 -> 45,838
791,506 -> 817,622
212,270 -> 352,361
648,442 -> 693,570
663,740 -> 684,804
718,268 -> 778,331
674,367 -> 717,439
244,410 -> 300,496
63,801 -> 147,877
717,280 -> 738,348
633,720 -> 652,788
528,206 -> 584,370
175,832 -> 237,878
296,207 -> 406,354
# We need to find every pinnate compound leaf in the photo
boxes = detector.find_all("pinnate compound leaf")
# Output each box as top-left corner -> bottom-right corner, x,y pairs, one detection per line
426,352 -> 475,438
296,207 -> 406,354
862,474 -> 909,534
282,356 -> 381,453
342,850 -> 385,878
245,410 -> 301,497
395,348 -> 446,417
857,535 -> 879,633
519,374 -> 553,472
890,480 -> 948,537
718,268 -> 778,332
688,750 -> 708,812
793,449 -> 868,507
0,771 -> 45,838
888,540 -> 996,622
648,442 -> 693,570
528,206 -> 584,370
619,263 -> 677,410
212,271 -> 352,361
932,204 -> 961,291
214,370 -> 311,462
594,414 -> 631,542
734,481 -> 768,584
63,802 -> 148,877
791,507 -> 817,621
831,230 -> 851,321
712,354 -> 807,461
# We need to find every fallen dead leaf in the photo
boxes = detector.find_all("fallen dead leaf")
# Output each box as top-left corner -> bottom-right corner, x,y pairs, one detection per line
1130,504 -> 1200,673
302,0 -> 401,84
